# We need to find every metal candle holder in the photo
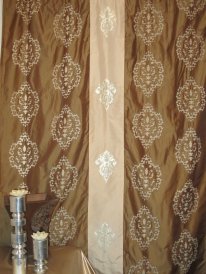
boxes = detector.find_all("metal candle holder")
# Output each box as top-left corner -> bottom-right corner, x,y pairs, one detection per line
10,194 -> 27,274
33,236 -> 48,273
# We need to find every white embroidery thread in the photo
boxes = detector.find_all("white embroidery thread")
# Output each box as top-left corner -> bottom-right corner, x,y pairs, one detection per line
132,104 -> 163,149
10,82 -> 39,127
173,179 -> 199,223
16,0 -> 41,24
100,7 -> 116,38
176,0 -> 206,20
49,207 -> 77,246
130,206 -> 160,250
95,150 -> 117,183
175,128 -> 201,173
133,52 -> 164,97
131,155 -> 162,200
128,257 -> 158,274
95,223 -> 115,252
176,27 -> 205,70
176,78 -> 206,121
95,79 -> 117,111
51,105 -> 81,150
53,4 -> 82,47
134,1 -> 164,45
53,54 -> 81,99
12,31 -> 40,75
49,156 -> 78,201
172,230 -> 198,273
9,132 -> 39,177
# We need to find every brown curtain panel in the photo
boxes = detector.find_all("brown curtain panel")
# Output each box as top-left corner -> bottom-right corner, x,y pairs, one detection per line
0,1 -> 206,274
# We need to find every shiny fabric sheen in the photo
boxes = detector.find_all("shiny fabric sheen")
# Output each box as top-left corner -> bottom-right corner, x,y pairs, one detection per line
0,0 -> 89,255
124,1 -> 206,273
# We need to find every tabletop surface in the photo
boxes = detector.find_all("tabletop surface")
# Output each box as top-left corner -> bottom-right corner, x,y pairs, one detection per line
0,246 -> 96,274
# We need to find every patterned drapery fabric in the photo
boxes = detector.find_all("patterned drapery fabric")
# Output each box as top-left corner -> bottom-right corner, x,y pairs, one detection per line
0,1 -> 206,274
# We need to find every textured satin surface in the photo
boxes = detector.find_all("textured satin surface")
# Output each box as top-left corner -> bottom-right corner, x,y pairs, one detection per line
0,1 -> 206,273
0,246 -> 96,274
0,0 -> 89,254
89,0 -> 124,273
124,1 -> 206,273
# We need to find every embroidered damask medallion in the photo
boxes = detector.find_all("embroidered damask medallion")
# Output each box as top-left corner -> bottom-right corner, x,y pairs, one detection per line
176,27 -> 205,70
31,200 -> 57,232
49,207 -> 77,246
95,223 -> 115,252
9,132 -> 39,177
100,7 -> 116,38
131,155 -> 162,200
172,230 -> 198,273
95,150 -> 117,183
52,54 -> 81,99
12,31 -> 40,75
49,156 -> 78,201
128,257 -> 158,274
134,1 -> 164,45
10,82 -> 39,127
129,206 -> 160,250
95,79 -> 117,110
132,104 -> 163,149
51,105 -> 81,150
53,4 -> 82,47
133,52 -> 164,97
176,0 -> 206,20
176,78 -> 205,121
16,0 -> 41,24
173,179 -> 199,224
175,128 -> 201,173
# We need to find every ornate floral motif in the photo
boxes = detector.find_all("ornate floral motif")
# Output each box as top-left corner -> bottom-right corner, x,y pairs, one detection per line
31,200 -> 58,232
53,4 -> 82,47
132,104 -> 163,149
51,105 -> 81,150
128,257 -> 158,274
9,132 -> 39,177
176,0 -> 206,20
176,27 -> 205,70
133,52 -> 164,97
95,79 -> 117,110
172,230 -> 198,273
131,155 -> 162,200
95,150 -> 117,183
12,31 -> 40,75
134,1 -> 164,45
129,206 -> 160,250
175,128 -> 201,173
95,223 -> 115,252
49,207 -> 77,246
176,78 -> 205,121
49,156 -> 78,201
173,179 -> 199,223
16,0 -> 41,24
52,54 -> 81,99
100,7 -> 116,38
10,82 -> 39,127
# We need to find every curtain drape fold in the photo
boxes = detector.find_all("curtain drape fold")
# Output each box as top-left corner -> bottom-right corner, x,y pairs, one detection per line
0,1 -> 206,274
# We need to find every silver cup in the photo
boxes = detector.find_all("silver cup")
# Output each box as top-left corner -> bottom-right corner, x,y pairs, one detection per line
33,237 -> 48,273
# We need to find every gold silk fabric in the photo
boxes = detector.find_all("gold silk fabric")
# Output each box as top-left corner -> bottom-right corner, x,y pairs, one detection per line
0,1 -> 206,274
0,0 -> 89,256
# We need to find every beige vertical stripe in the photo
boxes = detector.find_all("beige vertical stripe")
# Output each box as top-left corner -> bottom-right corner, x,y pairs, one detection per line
89,0 -> 124,273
